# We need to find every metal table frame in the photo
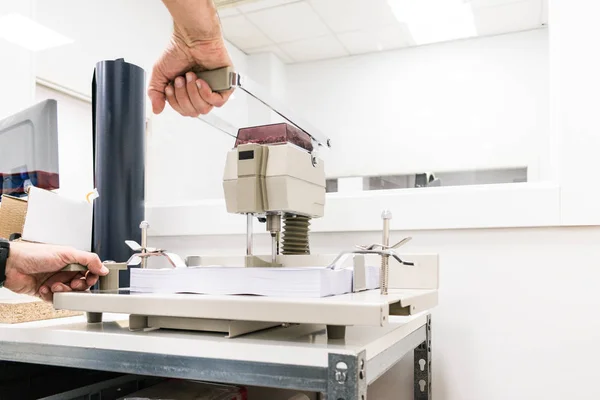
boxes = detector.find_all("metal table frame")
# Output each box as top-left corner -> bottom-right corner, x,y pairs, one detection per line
0,315 -> 431,400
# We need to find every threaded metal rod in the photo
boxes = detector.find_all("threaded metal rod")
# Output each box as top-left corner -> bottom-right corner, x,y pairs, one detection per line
282,214 -> 311,255
140,221 -> 149,269
381,210 -> 392,295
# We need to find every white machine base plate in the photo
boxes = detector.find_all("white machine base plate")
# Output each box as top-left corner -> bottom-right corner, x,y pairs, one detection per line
54,289 -> 437,327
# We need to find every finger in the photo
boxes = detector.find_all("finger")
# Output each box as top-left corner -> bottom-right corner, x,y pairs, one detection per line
196,78 -> 234,108
69,272 -> 87,291
59,249 -> 108,276
41,271 -> 78,289
39,285 -> 52,302
50,282 -> 72,293
186,72 -> 213,115
165,84 -> 185,115
85,272 -> 99,288
174,76 -> 198,116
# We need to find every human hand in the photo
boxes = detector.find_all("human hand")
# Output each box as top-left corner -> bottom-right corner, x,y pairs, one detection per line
4,241 -> 109,302
148,28 -> 234,117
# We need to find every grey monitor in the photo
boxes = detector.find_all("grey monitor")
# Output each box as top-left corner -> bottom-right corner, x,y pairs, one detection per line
0,99 -> 59,197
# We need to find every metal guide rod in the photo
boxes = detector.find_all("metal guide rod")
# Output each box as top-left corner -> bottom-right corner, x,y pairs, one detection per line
196,69 -> 332,148
266,214 -> 281,264
246,214 -> 253,256
196,111 -> 238,140
271,235 -> 277,264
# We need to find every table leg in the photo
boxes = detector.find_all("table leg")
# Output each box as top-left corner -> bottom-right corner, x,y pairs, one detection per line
413,315 -> 432,400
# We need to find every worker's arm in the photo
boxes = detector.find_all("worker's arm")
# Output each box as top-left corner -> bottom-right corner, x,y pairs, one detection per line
148,0 -> 234,117
4,242 -> 108,302
162,0 -> 222,46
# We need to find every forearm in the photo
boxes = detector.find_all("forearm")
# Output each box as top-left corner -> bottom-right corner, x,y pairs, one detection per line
161,0 -> 223,45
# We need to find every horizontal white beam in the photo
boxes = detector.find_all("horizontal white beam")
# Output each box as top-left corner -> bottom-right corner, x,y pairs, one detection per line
146,182 -> 560,237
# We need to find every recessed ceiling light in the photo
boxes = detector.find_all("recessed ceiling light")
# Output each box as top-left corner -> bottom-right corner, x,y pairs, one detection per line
0,13 -> 74,51
388,0 -> 477,45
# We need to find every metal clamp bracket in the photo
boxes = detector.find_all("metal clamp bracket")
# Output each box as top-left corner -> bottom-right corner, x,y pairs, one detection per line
327,212 -> 414,295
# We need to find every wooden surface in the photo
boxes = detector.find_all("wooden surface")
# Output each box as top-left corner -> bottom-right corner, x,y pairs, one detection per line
0,195 -> 28,239
0,299 -> 81,324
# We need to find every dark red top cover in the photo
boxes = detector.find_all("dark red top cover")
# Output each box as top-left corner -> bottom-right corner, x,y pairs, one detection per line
235,123 -> 313,152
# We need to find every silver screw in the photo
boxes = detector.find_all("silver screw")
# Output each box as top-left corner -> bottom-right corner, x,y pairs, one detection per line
381,209 -> 392,220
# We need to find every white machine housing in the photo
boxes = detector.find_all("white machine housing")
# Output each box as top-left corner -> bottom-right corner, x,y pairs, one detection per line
223,142 -> 325,218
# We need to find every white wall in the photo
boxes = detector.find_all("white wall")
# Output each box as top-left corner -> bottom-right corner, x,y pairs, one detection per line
34,0 -> 172,99
34,84 -> 93,198
0,0 -> 35,119
148,28 -> 551,208
30,3 -> 551,206
31,0 -> 254,204
549,0 -> 600,225
144,29 -> 559,236
149,225 -> 600,400
285,29 -> 550,181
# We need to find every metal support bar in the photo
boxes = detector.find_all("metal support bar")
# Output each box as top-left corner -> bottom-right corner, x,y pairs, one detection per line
366,325 -> 426,385
414,315 -> 432,400
0,342 -> 328,393
327,351 -> 367,400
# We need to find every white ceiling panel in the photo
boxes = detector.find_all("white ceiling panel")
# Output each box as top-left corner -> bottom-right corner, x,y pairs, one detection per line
309,0 -> 398,33
237,0 -> 299,13
280,35 -> 348,62
221,15 -> 273,49
337,24 -> 412,55
473,0 -> 544,36
245,2 -> 330,44
217,0 -> 549,64
245,44 -> 294,63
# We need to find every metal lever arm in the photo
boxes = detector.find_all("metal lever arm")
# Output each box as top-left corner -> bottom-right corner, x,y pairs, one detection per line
356,237 -> 412,251
327,249 -> 415,270
193,66 -> 236,92
194,67 -> 332,149
61,262 -> 128,291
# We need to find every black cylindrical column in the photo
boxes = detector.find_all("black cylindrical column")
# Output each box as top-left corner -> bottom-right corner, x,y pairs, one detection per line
92,58 -> 145,288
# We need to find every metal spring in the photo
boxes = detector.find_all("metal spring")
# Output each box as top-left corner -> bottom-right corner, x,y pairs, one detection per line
282,214 -> 311,255
380,256 -> 389,295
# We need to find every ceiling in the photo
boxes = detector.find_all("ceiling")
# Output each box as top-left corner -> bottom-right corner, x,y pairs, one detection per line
218,0 -> 548,63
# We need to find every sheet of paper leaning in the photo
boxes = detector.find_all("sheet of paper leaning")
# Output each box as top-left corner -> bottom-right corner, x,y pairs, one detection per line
130,266 -> 381,298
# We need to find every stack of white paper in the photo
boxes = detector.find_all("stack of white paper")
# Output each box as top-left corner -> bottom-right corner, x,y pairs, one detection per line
130,266 -> 380,298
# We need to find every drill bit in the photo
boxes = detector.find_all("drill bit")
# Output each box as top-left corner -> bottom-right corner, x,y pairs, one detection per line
380,210 -> 392,295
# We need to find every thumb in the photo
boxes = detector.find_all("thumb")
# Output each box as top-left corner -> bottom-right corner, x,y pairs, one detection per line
148,64 -> 168,115
61,249 -> 108,276
148,88 -> 166,115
